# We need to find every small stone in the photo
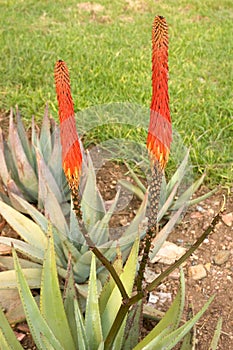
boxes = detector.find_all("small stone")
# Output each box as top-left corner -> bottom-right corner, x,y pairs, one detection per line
189,264 -> 207,280
170,270 -> 180,280
205,262 -> 211,272
151,241 -> 186,264
213,250 -> 230,265
197,205 -> 205,212
222,213 -> 233,227
190,211 -> 202,219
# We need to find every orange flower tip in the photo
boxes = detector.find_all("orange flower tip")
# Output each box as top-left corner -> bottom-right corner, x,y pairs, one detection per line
63,164 -> 81,187
147,142 -> 169,170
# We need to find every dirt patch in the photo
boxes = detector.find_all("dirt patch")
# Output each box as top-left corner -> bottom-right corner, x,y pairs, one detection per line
77,2 -> 105,13
124,0 -> 149,13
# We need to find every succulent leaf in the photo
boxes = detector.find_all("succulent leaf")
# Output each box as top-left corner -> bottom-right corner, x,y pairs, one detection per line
0,200 -> 47,250
0,306 -> 23,350
0,236 -> 44,263
153,296 -> 214,350
140,268 -> 185,349
166,149 -> 190,197
81,152 -> 106,231
63,260 -> 79,348
0,268 -> 42,289
39,104 -> 52,163
170,173 -> 205,211
36,147 -> 66,208
40,227 -> 76,350
8,110 -> 38,200
15,107 -> 35,169
123,300 -> 142,349
85,254 -> 103,348
102,237 -> 139,339
12,248 -> 64,350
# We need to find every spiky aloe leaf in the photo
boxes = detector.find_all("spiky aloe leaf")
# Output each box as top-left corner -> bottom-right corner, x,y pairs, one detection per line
166,149 -> 190,197
151,296 -> 215,350
0,268 -> 41,289
0,200 -> 47,251
12,248 -> 64,350
170,173 -> 205,210
39,105 -> 52,163
8,192 -> 48,232
208,317 -> 222,350
81,152 -> 106,231
63,258 -> 79,348
0,306 -> 23,350
123,300 -> 142,349
134,269 -> 185,349
0,237 -> 44,264
118,179 -> 144,201
36,147 -> 66,209
157,181 -> 179,221
42,182 -> 69,235
74,296 -> 89,350
47,124 -> 67,193
180,331 -> 193,350
40,227 -> 76,350
85,254 -> 103,349
0,256 -> 41,270
8,110 -> 38,200
101,237 -> 139,340
0,128 -> 10,186
15,107 -> 35,169
89,190 -> 120,246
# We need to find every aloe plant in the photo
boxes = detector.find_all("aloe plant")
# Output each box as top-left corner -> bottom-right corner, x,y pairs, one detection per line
0,231 -> 216,350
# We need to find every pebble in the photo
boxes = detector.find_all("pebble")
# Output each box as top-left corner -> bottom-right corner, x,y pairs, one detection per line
213,250 -> 231,265
205,262 -> 211,272
197,205 -> 205,212
189,264 -> 207,280
222,212 -> 233,227
151,241 -> 186,264
190,211 -> 203,219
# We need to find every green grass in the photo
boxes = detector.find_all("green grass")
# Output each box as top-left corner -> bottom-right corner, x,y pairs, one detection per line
0,0 -> 232,186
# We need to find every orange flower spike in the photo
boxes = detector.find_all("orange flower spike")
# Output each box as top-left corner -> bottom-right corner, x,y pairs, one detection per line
54,60 -> 82,190
147,16 -> 172,170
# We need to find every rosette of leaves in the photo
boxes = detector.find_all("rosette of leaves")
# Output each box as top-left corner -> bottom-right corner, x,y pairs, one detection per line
0,231 -> 218,350
0,106 -> 70,213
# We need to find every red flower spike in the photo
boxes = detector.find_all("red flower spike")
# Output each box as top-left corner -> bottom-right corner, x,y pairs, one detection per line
54,60 -> 82,190
147,16 -> 172,170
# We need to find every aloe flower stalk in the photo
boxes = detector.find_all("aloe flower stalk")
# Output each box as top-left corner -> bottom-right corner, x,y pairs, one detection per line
54,60 -> 82,218
147,15 -> 172,230
137,16 -> 172,290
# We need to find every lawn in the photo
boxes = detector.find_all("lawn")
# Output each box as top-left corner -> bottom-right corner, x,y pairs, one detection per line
0,0 -> 232,186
